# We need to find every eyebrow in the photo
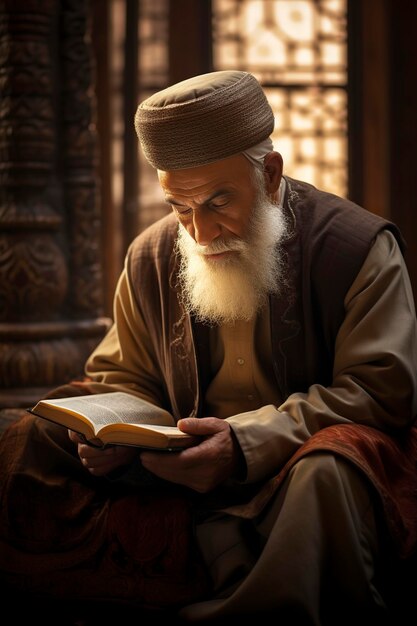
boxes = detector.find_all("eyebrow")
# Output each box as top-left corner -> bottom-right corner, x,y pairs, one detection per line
164,188 -> 231,207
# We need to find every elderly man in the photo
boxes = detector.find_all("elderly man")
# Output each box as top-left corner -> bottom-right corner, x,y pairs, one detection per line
1,70 -> 417,625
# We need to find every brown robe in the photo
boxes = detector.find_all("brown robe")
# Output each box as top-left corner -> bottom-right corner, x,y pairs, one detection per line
1,177 -> 416,620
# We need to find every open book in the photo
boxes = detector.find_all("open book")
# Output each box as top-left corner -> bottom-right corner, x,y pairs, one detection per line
28,391 -> 197,450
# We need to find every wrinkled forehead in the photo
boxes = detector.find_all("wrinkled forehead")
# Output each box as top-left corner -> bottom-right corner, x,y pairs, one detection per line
157,153 -> 254,200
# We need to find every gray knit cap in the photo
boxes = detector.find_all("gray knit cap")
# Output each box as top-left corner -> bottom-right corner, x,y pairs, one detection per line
134,70 -> 274,171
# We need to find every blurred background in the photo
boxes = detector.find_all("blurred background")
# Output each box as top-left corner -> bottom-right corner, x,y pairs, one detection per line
1,0 -> 416,410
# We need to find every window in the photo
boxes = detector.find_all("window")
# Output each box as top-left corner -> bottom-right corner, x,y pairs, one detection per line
212,0 -> 347,197
109,0 -> 347,241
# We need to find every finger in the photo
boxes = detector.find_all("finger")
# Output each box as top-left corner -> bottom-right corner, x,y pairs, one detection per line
80,452 -> 121,471
140,449 -> 186,472
68,429 -> 84,443
82,445 -> 137,469
77,443 -> 107,458
177,416 -> 229,435
81,458 -> 115,476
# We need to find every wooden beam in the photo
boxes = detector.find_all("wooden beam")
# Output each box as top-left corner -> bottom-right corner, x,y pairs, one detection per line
91,0 -> 121,316
168,0 -> 213,84
389,0 -> 417,305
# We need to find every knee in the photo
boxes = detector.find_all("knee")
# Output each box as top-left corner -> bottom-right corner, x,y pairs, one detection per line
288,452 -> 373,515
292,451 -> 363,483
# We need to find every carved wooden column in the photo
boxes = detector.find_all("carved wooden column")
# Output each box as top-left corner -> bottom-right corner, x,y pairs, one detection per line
0,0 -> 111,409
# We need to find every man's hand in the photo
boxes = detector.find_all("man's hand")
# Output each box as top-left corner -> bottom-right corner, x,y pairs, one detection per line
140,417 -> 243,493
68,430 -> 137,476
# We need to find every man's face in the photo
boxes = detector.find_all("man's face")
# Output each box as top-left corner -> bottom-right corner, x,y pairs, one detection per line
158,154 -> 287,325
158,154 -> 257,256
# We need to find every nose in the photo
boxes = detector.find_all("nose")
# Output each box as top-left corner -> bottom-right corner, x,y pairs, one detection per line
190,208 -> 222,246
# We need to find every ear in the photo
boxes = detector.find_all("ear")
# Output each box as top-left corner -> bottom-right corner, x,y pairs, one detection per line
263,151 -> 283,194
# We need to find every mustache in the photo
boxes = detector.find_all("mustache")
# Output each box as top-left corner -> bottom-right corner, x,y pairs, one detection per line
191,238 -> 247,256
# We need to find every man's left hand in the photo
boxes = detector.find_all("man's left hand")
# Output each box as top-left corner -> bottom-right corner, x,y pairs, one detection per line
140,417 -> 241,493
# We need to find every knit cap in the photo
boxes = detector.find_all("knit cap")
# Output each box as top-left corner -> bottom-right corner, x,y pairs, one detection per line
134,70 -> 274,171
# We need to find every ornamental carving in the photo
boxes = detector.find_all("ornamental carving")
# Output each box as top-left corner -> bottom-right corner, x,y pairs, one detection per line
0,233 -> 68,322
0,0 -> 111,408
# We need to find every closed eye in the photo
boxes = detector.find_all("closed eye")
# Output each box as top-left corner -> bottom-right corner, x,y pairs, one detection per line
209,195 -> 229,210
167,201 -> 193,216
173,205 -> 192,215
166,189 -> 233,216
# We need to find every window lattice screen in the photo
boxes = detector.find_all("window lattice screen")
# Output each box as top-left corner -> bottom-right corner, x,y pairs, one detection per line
212,0 -> 347,196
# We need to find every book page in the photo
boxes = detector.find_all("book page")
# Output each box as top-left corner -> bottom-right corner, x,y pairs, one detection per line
42,392 -> 175,428
97,422 -> 198,448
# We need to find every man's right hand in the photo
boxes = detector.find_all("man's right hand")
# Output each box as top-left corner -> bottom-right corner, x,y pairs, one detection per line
68,429 -> 138,477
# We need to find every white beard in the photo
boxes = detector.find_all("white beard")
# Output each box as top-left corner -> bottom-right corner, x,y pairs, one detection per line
175,172 -> 288,325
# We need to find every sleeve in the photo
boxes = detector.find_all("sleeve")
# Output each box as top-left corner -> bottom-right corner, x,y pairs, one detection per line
83,259 -> 168,409
227,230 -> 417,483
82,259 -> 174,488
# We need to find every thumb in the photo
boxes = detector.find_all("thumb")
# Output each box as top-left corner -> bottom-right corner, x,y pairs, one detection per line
177,417 -> 200,433
177,416 -> 226,435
